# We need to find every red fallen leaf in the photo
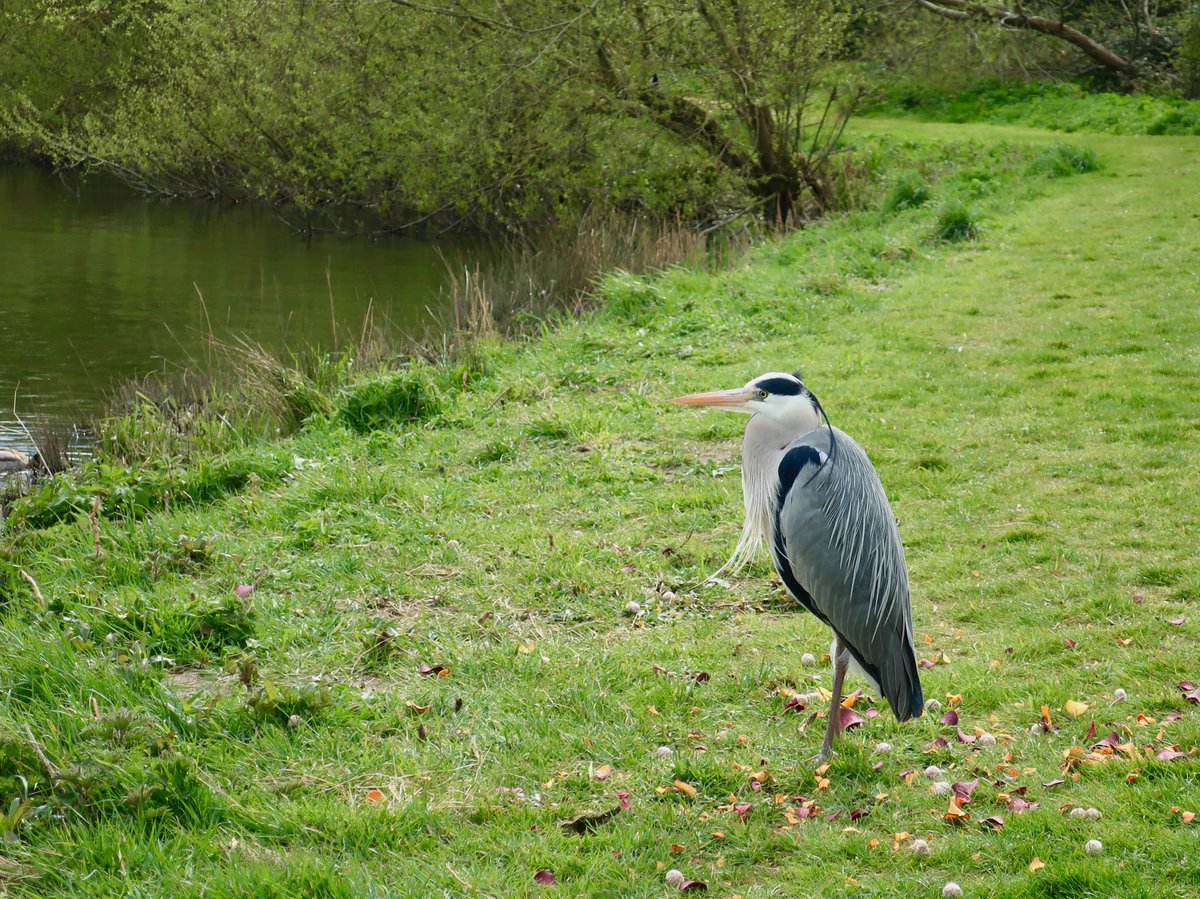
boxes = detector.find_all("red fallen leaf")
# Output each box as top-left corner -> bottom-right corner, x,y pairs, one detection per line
941,710 -> 959,727
839,707 -> 864,730
1010,785 -> 1029,796
849,808 -> 870,821
1183,687 -> 1200,704
1092,731 -> 1122,751
680,881 -> 708,892
1063,638 -> 1077,648
1008,797 -> 1037,814
957,728 -> 977,744
823,810 -> 842,822
898,768 -> 915,780
782,697 -> 807,713
863,707 -> 880,719
1133,593 -> 1144,603
1164,711 -> 1183,722
1169,616 -> 1187,626
734,803 -> 752,820
233,583 -> 255,597
534,870 -> 557,887
952,780 -> 979,802
1086,721 -> 1096,740
1042,779 -> 1065,789
791,806 -> 816,819
872,761 -> 884,771
616,790 -> 631,811
418,663 -> 447,676
982,815 -> 1005,830
691,671 -> 710,683
1156,749 -> 1188,761
918,659 -> 935,669
926,737 -> 950,752
620,563 -> 637,573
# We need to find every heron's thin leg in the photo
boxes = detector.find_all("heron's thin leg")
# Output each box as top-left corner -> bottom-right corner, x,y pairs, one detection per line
816,636 -> 847,762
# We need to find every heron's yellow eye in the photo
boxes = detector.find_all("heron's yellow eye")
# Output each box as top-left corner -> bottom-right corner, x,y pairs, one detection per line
756,389 -> 768,400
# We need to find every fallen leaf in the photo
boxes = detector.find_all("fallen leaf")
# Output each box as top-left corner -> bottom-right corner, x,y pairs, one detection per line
1169,616 -> 1187,626
849,808 -> 870,821
616,790 -> 631,810
981,815 -> 1004,831
944,798 -> 969,821
1042,779 -> 1065,789
782,697 -> 806,713
680,881 -> 708,892
841,688 -> 863,708
956,728 -> 977,744
365,788 -> 386,804
518,640 -> 536,654
674,779 -> 698,798
692,671 -> 711,683
1008,797 -> 1037,814
233,583 -> 255,597
926,737 -> 950,752
1156,749 -> 1188,761
1182,811 -> 1196,824
593,764 -> 614,781
1029,857 -> 1045,873
417,663 -> 447,676
534,870 -> 557,886
941,710 -> 959,727
404,700 -> 431,715
733,803 -> 752,820
839,707 -> 864,730
919,659 -> 935,669
560,805 -> 622,834
951,780 -> 979,802
1063,638 -> 1077,649
1116,637 -> 1134,647
1065,700 -> 1088,718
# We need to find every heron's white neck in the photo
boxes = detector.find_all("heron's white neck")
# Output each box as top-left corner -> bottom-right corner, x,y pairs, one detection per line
724,400 -> 821,574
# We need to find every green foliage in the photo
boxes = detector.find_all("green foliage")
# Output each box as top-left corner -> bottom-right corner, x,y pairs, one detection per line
335,367 -> 443,434
867,78 -> 1200,135
881,173 -> 932,214
933,200 -> 980,242
1027,143 -> 1102,177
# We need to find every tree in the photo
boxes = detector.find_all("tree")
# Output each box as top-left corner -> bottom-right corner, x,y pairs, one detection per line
909,0 -> 1195,84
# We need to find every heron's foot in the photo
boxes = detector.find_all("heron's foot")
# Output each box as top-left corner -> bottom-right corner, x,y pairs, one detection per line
808,746 -> 835,765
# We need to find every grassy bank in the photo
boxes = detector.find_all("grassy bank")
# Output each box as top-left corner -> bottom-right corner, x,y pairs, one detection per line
865,80 -> 1200,136
2,122 -> 1198,897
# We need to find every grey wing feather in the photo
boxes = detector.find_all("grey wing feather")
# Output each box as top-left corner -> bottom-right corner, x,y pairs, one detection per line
772,426 -> 923,720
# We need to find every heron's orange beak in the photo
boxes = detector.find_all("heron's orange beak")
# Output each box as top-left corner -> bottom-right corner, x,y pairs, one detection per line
669,387 -> 751,408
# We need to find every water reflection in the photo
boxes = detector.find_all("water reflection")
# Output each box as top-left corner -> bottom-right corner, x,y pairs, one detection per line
0,166 -> 462,456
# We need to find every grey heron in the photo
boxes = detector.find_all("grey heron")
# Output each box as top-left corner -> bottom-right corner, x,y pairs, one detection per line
671,371 -> 922,760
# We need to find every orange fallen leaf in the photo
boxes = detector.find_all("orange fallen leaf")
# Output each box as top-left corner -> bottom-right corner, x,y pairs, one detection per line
946,693 -> 963,706
518,640 -> 536,654
365,788 -> 386,804
674,779 -> 697,798
647,705 -> 660,716
1116,637 -> 1134,647
868,838 -> 880,849
944,798 -> 969,821
1065,700 -> 1088,717
1029,858 -> 1045,872
815,763 -> 831,777
1182,811 -> 1196,824
670,844 -> 685,853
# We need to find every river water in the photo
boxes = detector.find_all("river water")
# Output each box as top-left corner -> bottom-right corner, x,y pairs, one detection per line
0,166 -> 463,458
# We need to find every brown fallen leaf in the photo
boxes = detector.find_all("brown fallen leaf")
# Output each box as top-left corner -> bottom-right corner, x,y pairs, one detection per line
1029,857 -> 1045,872
404,700 -> 431,715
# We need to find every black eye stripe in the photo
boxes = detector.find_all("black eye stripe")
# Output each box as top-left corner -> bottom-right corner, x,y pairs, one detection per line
753,377 -> 802,396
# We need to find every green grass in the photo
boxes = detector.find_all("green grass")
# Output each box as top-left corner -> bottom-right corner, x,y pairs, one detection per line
2,122 -> 1200,896
867,79 -> 1200,136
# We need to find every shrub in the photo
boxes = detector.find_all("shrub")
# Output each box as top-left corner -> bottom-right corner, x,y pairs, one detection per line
335,367 -> 443,434
882,174 -> 932,215
934,201 -> 980,242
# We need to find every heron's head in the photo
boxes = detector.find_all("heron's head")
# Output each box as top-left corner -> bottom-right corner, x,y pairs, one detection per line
670,371 -> 822,430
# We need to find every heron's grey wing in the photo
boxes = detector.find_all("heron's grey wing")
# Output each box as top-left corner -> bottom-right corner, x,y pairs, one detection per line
771,427 -> 923,720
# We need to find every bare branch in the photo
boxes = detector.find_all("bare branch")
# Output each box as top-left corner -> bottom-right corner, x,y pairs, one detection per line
916,0 -> 1138,74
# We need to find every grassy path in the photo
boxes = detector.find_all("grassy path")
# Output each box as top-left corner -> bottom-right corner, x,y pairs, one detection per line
2,123 -> 1198,897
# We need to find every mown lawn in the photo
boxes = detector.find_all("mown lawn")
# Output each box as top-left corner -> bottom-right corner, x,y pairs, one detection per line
1,121 -> 1198,897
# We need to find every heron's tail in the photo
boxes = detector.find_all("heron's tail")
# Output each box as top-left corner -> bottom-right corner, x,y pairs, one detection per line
881,649 -> 924,722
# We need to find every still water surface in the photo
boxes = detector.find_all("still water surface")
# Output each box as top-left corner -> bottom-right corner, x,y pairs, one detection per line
0,166 -> 463,456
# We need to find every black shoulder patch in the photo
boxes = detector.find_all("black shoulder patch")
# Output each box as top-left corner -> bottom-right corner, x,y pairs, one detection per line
753,376 -> 803,396
776,445 -> 822,504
